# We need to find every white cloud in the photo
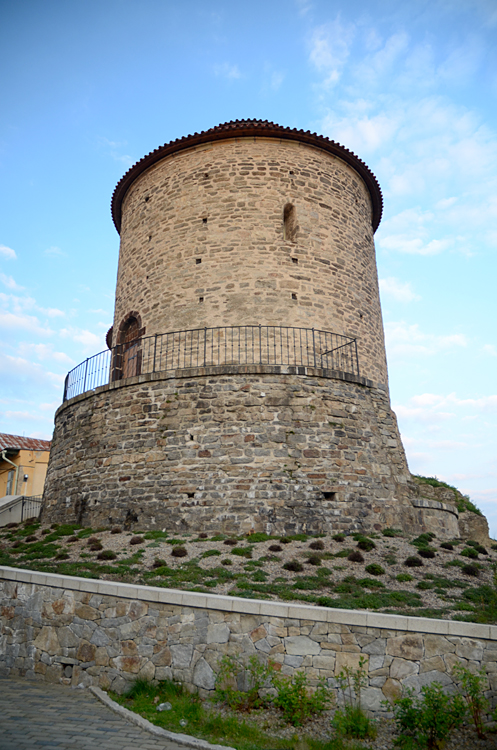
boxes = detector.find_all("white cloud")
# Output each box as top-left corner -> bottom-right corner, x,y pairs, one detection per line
379,277 -> 420,302
0,273 -> 24,290
214,62 -> 241,80
18,343 -> 74,365
308,19 -> 354,87
483,344 -> 497,356
60,327 -> 103,352
379,235 -> 451,256
0,244 -> 16,260
0,312 -> 53,337
385,321 -> 467,357
44,246 -> 66,257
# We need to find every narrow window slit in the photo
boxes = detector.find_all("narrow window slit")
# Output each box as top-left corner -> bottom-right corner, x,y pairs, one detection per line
283,203 -> 297,242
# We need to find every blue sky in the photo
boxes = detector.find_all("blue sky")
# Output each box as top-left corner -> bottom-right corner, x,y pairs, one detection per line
1,0 -> 496,531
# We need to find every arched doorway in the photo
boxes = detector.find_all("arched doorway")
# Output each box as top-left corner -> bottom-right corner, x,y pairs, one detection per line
112,313 -> 143,380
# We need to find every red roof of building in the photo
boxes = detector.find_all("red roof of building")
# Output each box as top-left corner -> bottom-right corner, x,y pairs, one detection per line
0,433 -> 52,452
111,119 -> 383,234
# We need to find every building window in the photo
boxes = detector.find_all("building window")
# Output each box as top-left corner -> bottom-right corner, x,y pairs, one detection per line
6,470 -> 14,495
283,203 -> 297,242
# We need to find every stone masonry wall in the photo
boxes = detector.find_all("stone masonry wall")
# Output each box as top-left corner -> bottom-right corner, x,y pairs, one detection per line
2,567 -> 496,715
43,367 -> 417,534
114,137 -> 389,387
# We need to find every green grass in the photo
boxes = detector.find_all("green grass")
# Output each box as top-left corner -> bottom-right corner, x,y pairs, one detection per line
413,475 -> 482,515
112,678 -> 368,750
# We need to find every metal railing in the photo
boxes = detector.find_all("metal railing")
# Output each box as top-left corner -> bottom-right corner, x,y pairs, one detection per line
21,495 -> 43,522
63,326 -> 359,401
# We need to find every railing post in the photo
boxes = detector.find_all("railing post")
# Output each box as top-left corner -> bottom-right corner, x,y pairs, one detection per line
203,328 -> 207,367
354,339 -> 359,377
82,358 -> 89,393
152,334 -> 158,373
312,328 -> 316,368
63,373 -> 69,402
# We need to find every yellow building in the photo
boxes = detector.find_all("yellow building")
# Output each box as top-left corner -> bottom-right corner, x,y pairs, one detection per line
0,433 -> 51,499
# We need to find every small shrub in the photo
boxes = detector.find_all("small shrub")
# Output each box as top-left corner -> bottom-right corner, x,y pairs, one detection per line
283,560 -> 304,572
223,538 -> 238,546
440,542 -> 454,551
357,538 -> 376,552
309,539 -> 324,551
199,532 -> 208,538
452,662 -> 489,739
55,551 -> 69,560
111,527 -> 122,534
130,535 -> 144,545
66,536 -> 78,543
272,670 -> 333,726
221,558 -> 232,566
462,564 -> 479,577
333,533 -> 345,542
332,656 -> 376,740
97,549 -> 117,560
365,563 -> 384,576
348,550 -> 364,563
396,573 -> 414,582
411,532 -> 436,548
5,522 -> 18,529
383,527 -> 402,537
87,536 -> 100,545
418,549 -> 436,559
171,546 -> 187,558
461,547 -> 479,559
231,547 -> 252,558
41,529 -> 50,535
392,683 -> 466,749
268,544 -> 282,552
25,535 -> 37,543
152,559 -> 167,568
202,549 -> 221,558
404,556 -> 423,567
279,536 -> 292,544
214,654 -> 274,711
306,554 -> 322,566
88,541 -> 103,551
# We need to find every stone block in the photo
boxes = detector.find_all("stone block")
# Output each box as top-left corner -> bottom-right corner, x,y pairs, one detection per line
285,636 -> 321,656
335,652 -> 367,675
455,638 -> 484,662
386,634 -> 423,661
382,677 -> 402,703
390,658 -> 419,680
33,627 -> 60,656
207,623 -> 230,644
171,644 -> 194,668
193,657 -> 215,690
424,635 -> 455,659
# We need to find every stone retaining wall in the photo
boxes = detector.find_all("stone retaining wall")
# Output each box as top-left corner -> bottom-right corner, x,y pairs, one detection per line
1,567 -> 496,713
42,367 -> 458,539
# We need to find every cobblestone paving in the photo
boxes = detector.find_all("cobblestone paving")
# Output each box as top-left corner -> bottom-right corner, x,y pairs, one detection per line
0,677 -> 186,750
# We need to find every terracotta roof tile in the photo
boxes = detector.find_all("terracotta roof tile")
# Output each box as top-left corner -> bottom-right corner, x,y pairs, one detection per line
111,119 -> 383,234
0,433 -> 52,452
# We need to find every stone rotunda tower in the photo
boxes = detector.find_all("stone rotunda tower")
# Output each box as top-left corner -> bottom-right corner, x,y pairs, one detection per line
43,120 -> 457,537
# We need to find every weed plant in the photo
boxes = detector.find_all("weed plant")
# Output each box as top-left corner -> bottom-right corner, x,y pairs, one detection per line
391,683 -> 466,749
331,657 -> 376,740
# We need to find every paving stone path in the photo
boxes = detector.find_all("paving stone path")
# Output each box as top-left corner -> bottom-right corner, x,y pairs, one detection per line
0,677 -> 187,750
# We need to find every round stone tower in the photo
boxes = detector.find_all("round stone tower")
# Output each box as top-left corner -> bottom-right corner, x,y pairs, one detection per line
43,120 -> 449,536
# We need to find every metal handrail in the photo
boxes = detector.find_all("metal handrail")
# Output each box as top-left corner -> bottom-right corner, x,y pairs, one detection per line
63,325 -> 359,402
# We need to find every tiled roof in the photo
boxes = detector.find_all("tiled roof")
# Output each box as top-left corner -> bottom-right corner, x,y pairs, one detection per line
0,433 -> 52,452
111,119 -> 383,234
